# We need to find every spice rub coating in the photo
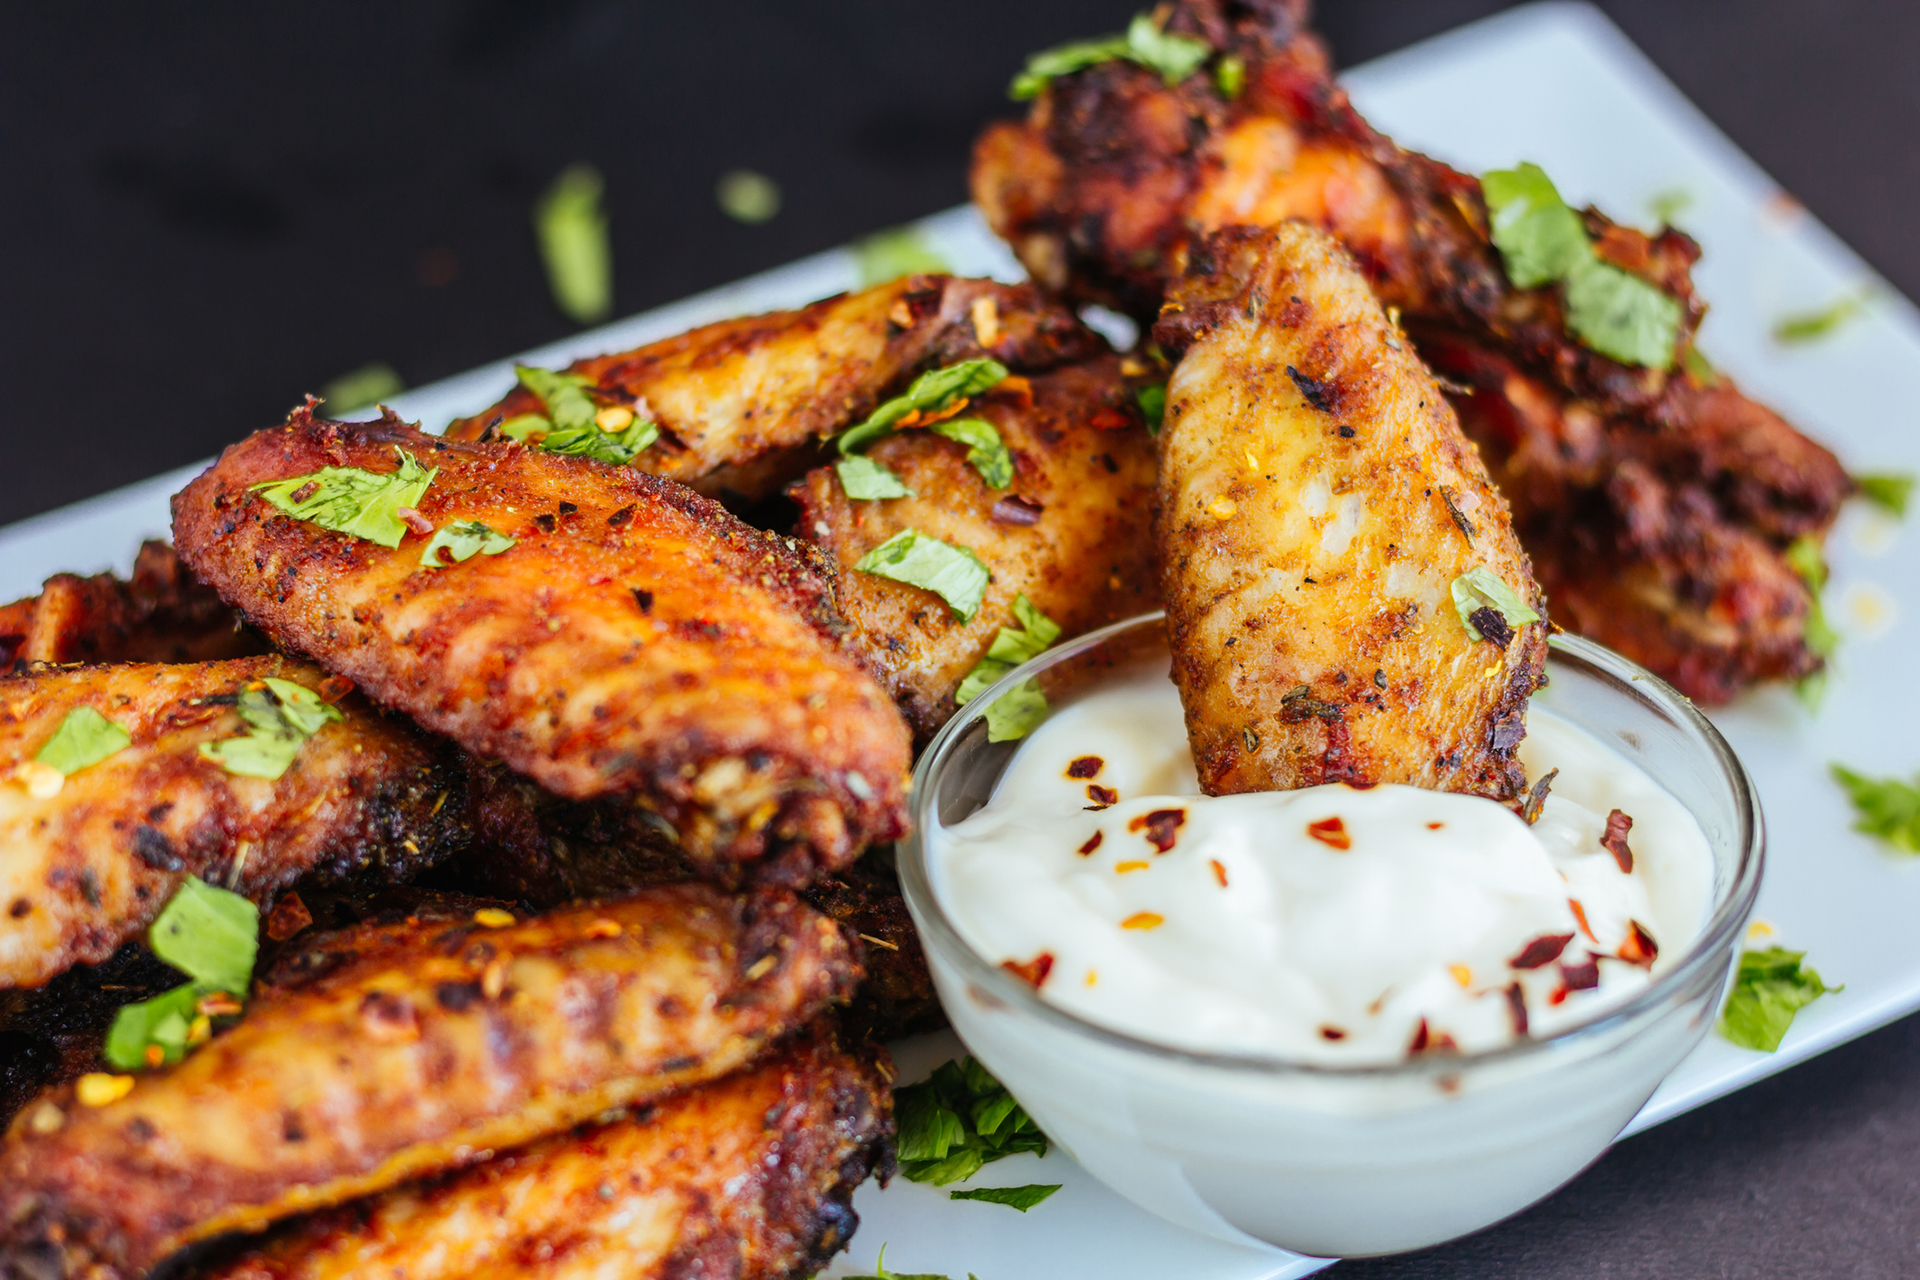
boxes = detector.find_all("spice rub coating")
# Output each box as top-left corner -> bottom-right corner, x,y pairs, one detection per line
793,356 -> 1160,742
1154,223 -> 1547,799
192,1018 -> 893,1280
0,885 -> 861,1280
171,410 -> 913,889
0,655 -> 466,991
444,275 -> 1103,503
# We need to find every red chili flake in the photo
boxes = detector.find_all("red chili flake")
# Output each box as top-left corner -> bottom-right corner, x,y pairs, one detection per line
608,505 -> 635,528
1601,809 -> 1635,873
1088,405 -> 1134,430
993,375 -> 1034,407
1209,858 -> 1228,887
1426,821 -> 1445,831
1568,899 -> 1598,943
1509,933 -> 1574,970
1087,784 -> 1119,807
1001,952 -> 1055,989
264,892 -> 313,942
631,588 -> 654,615
1519,768 -> 1559,825
1505,982 -> 1529,1036
557,501 -> 579,516
1078,831 -> 1104,856
1559,952 -> 1602,992
1066,756 -> 1104,779
1306,816 -> 1351,850
534,513 -> 558,534
395,506 -> 434,537
1126,808 -> 1186,853
288,481 -> 320,504
991,495 -> 1045,526
1319,1025 -> 1347,1041
1617,919 -> 1659,968
1407,1017 -> 1459,1056
316,674 -> 356,704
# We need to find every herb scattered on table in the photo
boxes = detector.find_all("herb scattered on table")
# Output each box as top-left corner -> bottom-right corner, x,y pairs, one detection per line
895,1055 -> 1049,1186
1719,946 -> 1839,1053
949,1183 -> 1062,1212
1830,763 -> 1920,853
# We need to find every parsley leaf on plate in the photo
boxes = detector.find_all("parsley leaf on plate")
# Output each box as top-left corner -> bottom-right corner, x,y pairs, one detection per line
845,1245 -> 977,1280
1831,763 -> 1920,853
954,595 -> 1062,742
420,520 -> 517,569
895,1056 -> 1049,1186
1784,534 -> 1837,709
251,448 -> 437,549
1773,290 -> 1869,345
1719,947 -> 1838,1053
854,529 -> 991,623
35,707 -> 131,776
949,1183 -> 1063,1212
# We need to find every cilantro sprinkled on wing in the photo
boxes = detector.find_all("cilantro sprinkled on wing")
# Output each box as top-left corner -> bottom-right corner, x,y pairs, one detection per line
954,594 -> 1063,742
104,877 -> 260,1071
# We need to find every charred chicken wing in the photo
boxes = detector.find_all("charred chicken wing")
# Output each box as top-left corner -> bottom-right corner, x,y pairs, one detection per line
0,542 -> 263,670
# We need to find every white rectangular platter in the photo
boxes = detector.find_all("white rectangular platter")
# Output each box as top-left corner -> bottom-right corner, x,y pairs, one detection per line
4,4 -> 1916,1276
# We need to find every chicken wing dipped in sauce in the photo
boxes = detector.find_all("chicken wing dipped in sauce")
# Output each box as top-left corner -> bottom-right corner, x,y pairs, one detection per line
171,408 -> 912,890
191,1017 -> 892,1280
0,655 -> 468,991
792,355 -> 1159,742
0,885 -> 860,1280
443,275 -> 1103,505
1154,223 -> 1547,799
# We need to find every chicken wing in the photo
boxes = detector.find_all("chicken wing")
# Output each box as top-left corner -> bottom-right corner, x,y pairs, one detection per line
1,542 -> 264,670
0,885 -> 860,1280
171,408 -> 912,889
0,655 -> 468,990
443,275 -> 1103,504
1154,224 -> 1547,799
190,1018 -> 891,1280
792,356 -> 1159,741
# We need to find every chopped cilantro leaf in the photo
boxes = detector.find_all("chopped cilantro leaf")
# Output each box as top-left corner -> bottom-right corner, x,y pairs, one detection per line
1783,534 -> 1836,708
854,226 -> 952,287
1831,763 -> 1920,854
846,1245 -> 975,1280
836,455 -> 916,501
1135,382 -> 1167,435
894,1056 -> 1049,1186
1214,52 -> 1245,99
198,678 -> 344,781
1720,947 -> 1838,1052
716,169 -> 782,224
840,360 -> 1009,455
1773,290 -> 1868,345
1449,567 -> 1541,641
421,520 -> 517,569
1121,11 -> 1212,83
1482,162 -> 1591,289
1010,11 -> 1211,99
1563,257 -> 1681,370
513,364 -> 599,431
1682,345 -> 1719,387
105,877 -> 260,1071
535,418 -> 659,465
1855,472 -> 1913,518
35,707 -> 131,776
954,595 -> 1062,742
251,448 -> 437,549
534,163 -> 612,324
504,365 -> 657,463
855,530 -> 991,623
931,417 -> 1014,489
104,984 -> 204,1071
949,1183 -> 1062,1212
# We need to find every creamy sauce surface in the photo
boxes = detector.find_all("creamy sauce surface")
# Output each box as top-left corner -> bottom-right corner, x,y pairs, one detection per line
929,666 -> 1714,1064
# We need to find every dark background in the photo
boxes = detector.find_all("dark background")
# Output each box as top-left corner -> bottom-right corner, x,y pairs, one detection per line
3,2 -> 1917,1274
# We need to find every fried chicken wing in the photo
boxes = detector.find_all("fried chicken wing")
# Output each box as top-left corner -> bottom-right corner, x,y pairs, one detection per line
0,886 -> 860,1280
1154,224 -> 1546,799
0,655 -> 468,990
792,356 -> 1159,741
802,852 -> 943,1043
192,1018 -> 891,1280
0,542 -> 265,670
172,409 -> 912,889
443,276 -> 1103,504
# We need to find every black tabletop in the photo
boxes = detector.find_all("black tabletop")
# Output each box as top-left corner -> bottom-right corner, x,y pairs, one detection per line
4,3 -> 1916,1275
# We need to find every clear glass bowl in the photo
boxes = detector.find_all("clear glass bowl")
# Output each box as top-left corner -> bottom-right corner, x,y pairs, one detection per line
897,612 -> 1763,1258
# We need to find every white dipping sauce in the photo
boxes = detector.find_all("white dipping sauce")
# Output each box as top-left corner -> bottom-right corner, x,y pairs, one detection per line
929,668 -> 1714,1064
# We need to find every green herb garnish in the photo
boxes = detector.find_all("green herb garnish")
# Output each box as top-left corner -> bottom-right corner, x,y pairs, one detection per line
1855,472 -> 1914,518
1719,947 -> 1838,1053
1563,257 -> 1684,369
501,364 -> 658,464
949,1183 -> 1062,1212
1214,52 -> 1245,99
854,226 -> 952,287
954,594 -> 1062,742
198,678 -> 344,781
895,1056 -> 1049,1186
1785,533 -> 1837,709
1773,290 -> 1869,345
252,448 -> 437,549
716,169 -> 781,224
1831,763 -> 1920,853
1135,382 -> 1166,435
1011,12 -> 1212,99
1682,345 -> 1719,387
847,1245 -> 976,1280
35,707 -> 131,776
930,418 -> 1014,489
835,455 -> 916,501
839,360 -> 1009,456
1449,567 -> 1541,641
534,163 -> 612,324
1482,162 -> 1591,289
854,530 -> 991,623
104,877 -> 260,1071
420,520 -> 517,569
319,361 -> 405,416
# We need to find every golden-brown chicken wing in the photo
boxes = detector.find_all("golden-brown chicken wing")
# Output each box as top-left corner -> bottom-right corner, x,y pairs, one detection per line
171,408 -> 912,889
0,655 -> 468,990
792,356 -> 1159,741
1154,224 -> 1547,799
443,275 -> 1102,504
190,1018 -> 892,1280
0,886 -> 860,1280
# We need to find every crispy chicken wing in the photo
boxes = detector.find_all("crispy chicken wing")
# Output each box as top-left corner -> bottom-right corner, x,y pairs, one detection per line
443,276 -> 1103,504
0,655 -> 468,990
1154,224 -> 1547,798
172,409 -> 912,889
792,356 -> 1159,741
0,886 -> 860,1280
192,1018 -> 892,1280
0,542 -> 264,670
971,0 -> 1850,702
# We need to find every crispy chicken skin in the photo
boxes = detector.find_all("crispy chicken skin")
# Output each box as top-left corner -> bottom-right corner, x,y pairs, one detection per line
0,655 -> 467,990
1154,224 -> 1546,798
443,275 -> 1103,503
193,1019 -> 893,1280
793,356 -> 1159,741
0,886 -> 860,1280
0,542 -> 264,670
971,0 -> 1851,702
171,409 -> 912,889
0,947 -> 181,1128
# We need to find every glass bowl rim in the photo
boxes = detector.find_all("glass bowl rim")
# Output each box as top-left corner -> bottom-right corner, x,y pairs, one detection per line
896,610 -> 1766,1080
